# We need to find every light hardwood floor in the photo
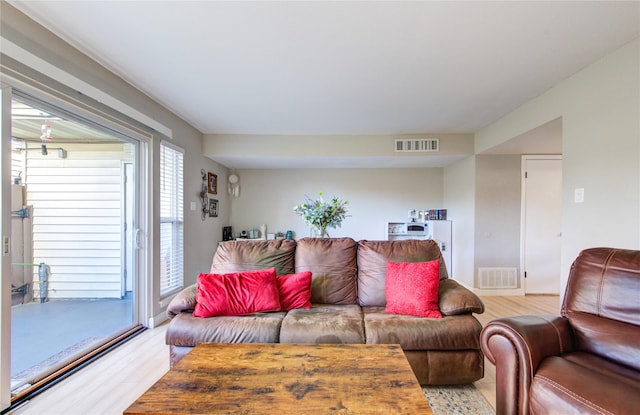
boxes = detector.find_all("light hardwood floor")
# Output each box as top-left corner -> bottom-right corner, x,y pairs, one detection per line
9,295 -> 560,415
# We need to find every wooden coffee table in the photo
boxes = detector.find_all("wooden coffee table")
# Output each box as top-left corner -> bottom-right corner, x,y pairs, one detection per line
124,343 -> 433,414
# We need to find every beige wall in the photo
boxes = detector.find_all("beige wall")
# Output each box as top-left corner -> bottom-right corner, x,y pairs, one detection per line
474,155 -> 522,287
1,3 -> 227,320
474,38 -> 640,299
443,156 -> 475,286
203,133 -> 474,168
229,168 -> 444,242
4,1 -> 638,308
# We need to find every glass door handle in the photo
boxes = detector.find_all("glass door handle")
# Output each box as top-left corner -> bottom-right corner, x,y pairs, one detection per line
134,228 -> 144,249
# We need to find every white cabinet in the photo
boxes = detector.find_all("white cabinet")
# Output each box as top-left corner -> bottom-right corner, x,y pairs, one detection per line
387,220 -> 453,276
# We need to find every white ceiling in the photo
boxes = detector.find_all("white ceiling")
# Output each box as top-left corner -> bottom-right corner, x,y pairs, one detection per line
7,1 -> 640,164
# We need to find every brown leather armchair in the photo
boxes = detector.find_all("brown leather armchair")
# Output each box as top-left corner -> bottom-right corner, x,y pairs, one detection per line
480,247 -> 640,415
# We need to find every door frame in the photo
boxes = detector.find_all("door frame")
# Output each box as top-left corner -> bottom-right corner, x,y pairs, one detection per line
1,83 -> 13,412
520,154 -> 563,294
1,80 -> 153,408
122,162 -> 134,297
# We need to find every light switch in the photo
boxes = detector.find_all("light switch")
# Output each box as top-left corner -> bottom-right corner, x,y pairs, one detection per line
190,201 -> 197,211
574,188 -> 585,203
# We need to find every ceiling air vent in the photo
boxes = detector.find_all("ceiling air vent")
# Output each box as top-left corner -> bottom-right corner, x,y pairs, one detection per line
395,138 -> 439,152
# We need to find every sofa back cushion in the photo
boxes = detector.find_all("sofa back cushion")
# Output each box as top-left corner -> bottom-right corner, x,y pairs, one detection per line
295,237 -> 358,304
210,239 -> 296,276
563,247 -> 640,371
357,239 -> 448,307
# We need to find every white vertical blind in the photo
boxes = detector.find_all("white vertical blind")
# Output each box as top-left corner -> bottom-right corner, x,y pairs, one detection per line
159,141 -> 184,296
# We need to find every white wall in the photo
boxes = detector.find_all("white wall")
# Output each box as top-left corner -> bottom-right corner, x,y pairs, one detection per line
475,38 -> 640,299
229,168 -> 444,242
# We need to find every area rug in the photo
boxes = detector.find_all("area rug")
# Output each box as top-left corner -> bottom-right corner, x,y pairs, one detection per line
423,384 -> 495,415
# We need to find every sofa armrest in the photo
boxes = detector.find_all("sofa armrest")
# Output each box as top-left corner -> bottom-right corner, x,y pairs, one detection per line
480,315 -> 574,415
438,279 -> 485,315
166,284 -> 197,319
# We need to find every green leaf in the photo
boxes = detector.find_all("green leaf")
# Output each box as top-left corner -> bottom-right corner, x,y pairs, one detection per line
293,192 -> 350,234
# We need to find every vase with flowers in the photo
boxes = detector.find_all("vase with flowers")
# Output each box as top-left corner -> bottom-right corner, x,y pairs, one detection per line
293,192 -> 349,238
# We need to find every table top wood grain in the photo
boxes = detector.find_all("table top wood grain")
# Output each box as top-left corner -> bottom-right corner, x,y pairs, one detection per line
124,343 -> 433,415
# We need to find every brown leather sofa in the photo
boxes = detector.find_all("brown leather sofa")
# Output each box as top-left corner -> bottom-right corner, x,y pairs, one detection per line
481,247 -> 640,415
166,237 -> 485,385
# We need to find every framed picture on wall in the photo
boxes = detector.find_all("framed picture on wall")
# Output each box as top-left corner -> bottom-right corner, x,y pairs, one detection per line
207,172 -> 218,194
209,199 -> 218,217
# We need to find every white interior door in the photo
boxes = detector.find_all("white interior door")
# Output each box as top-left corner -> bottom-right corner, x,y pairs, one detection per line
522,156 -> 562,294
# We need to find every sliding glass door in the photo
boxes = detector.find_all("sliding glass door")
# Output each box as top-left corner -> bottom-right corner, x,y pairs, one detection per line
1,87 -> 146,404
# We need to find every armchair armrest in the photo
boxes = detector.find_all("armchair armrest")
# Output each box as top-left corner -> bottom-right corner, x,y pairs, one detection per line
166,284 -> 197,319
480,315 -> 574,415
438,278 -> 485,315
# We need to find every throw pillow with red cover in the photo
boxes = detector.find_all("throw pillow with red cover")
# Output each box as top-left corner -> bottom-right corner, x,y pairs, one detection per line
193,267 -> 281,317
277,271 -> 312,311
385,260 -> 442,318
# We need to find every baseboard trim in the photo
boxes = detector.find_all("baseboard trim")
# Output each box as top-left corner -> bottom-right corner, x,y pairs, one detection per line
149,312 -> 168,328
452,279 -> 525,296
473,287 -> 525,296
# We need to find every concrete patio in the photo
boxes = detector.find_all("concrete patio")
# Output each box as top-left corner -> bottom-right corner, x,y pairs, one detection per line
10,295 -> 133,392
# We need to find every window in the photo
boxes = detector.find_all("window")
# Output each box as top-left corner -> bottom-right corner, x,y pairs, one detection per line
159,141 -> 184,296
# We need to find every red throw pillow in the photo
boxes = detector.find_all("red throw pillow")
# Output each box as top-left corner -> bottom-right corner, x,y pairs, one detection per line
385,260 -> 442,318
193,268 -> 281,317
277,271 -> 313,311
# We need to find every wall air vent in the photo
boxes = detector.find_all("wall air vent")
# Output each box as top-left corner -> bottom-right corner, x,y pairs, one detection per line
478,267 -> 518,289
395,138 -> 439,152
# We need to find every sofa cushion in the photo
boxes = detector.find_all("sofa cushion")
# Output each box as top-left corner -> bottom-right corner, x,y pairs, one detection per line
166,311 -> 286,346
280,304 -> 365,344
210,239 -> 296,276
277,271 -> 313,311
530,354 -> 640,415
385,260 -> 442,318
363,307 -> 482,350
193,268 -> 281,317
357,239 -> 449,307
564,248 -> 640,371
295,237 -> 358,304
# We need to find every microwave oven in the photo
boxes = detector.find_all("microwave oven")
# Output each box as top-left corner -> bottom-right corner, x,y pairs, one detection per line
389,222 -> 429,236
406,223 -> 428,236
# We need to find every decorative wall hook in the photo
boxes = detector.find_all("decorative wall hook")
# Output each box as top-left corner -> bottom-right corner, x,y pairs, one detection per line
200,169 -> 209,220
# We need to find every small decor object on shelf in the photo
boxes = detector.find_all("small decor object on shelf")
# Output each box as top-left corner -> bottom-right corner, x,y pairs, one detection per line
293,192 -> 349,238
